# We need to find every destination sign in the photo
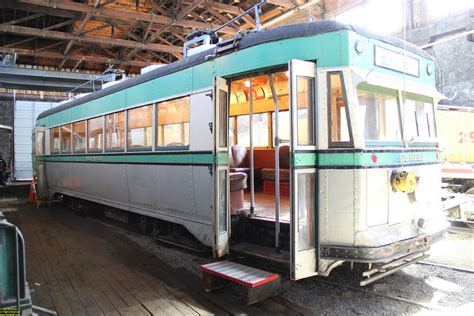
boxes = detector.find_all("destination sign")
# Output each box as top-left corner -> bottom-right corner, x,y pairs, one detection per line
375,46 -> 419,77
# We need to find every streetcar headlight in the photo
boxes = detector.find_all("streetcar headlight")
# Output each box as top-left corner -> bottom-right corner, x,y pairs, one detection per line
426,63 -> 433,76
354,40 -> 364,54
390,171 -> 418,193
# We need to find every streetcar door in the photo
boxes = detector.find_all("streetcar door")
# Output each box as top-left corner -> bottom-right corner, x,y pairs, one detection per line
213,76 -> 230,258
289,60 -> 319,280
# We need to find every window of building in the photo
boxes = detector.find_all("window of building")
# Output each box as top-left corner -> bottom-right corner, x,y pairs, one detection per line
128,105 -> 153,149
60,124 -> 72,153
328,73 -> 351,146
335,0 -> 404,34
88,116 -> 104,151
403,96 -> 436,141
106,111 -> 125,151
50,127 -> 60,153
157,97 -> 190,148
357,85 -> 402,145
272,111 -> 290,147
236,113 -> 269,147
73,121 -> 86,152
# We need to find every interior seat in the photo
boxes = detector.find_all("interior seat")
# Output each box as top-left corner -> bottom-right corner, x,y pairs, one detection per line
260,146 -> 290,181
229,144 -> 249,173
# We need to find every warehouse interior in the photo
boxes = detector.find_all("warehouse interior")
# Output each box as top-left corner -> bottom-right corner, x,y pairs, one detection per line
0,0 -> 473,315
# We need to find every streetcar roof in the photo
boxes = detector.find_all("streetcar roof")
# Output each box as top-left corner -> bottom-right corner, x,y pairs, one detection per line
38,20 -> 431,120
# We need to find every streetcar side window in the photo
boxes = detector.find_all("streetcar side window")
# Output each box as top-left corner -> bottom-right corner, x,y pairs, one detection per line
157,97 -> 190,148
60,124 -> 72,154
328,72 -> 351,147
106,111 -> 125,151
128,105 -> 153,150
36,131 -> 45,156
50,127 -> 60,154
73,121 -> 86,153
236,113 -> 269,147
88,116 -> 104,151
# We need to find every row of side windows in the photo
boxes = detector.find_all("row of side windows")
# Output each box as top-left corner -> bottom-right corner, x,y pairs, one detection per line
49,96 -> 190,154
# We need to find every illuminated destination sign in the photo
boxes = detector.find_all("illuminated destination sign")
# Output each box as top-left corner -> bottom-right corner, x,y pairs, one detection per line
374,46 -> 420,77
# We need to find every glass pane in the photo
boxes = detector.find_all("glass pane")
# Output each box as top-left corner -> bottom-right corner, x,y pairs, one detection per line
272,111 -> 290,147
297,173 -> 316,251
329,73 -> 350,143
60,125 -> 72,153
357,89 -> 402,143
219,90 -> 228,148
219,169 -> 227,233
50,127 -> 60,153
236,113 -> 268,147
157,97 -> 190,147
296,76 -> 315,146
88,116 -> 104,151
36,131 -> 44,156
106,111 -> 125,150
128,105 -> 153,149
229,117 -> 235,146
403,99 -> 437,140
73,121 -> 86,152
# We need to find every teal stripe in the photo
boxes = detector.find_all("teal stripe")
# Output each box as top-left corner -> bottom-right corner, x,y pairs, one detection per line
38,153 -> 214,164
38,150 -> 440,167
318,151 -> 439,167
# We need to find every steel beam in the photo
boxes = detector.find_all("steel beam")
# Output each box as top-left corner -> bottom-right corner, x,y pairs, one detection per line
0,66 -> 101,92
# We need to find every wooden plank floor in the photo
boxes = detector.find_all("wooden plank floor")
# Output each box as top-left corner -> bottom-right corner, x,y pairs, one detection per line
1,185 -> 309,315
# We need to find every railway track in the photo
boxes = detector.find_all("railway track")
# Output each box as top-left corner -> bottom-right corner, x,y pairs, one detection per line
448,225 -> 474,236
313,278 -> 445,311
83,208 -> 470,313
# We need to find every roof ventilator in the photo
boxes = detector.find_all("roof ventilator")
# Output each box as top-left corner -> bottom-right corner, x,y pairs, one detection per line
182,0 -> 266,59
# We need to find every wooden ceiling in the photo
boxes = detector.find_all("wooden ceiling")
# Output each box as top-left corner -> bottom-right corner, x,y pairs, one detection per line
0,0 -> 336,74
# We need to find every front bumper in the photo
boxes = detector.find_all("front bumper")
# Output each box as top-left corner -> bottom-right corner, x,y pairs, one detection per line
321,228 -> 446,263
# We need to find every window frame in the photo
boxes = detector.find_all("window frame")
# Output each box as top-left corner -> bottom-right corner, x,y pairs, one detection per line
234,112 -> 271,149
402,92 -> 438,147
356,82 -> 404,147
87,116 -> 105,153
72,120 -> 86,154
327,71 -> 354,148
105,111 -> 126,152
156,96 -> 191,150
127,104 -> 154,151
60,124 -> 72,154
50,126 -> 60,154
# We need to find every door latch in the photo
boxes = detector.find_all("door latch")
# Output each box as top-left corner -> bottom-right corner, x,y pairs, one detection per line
208,122 -> 213,133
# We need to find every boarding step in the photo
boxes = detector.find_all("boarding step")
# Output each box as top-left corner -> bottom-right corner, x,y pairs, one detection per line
201,260 -> 281,305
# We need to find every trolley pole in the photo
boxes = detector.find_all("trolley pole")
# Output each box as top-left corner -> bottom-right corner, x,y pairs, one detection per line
268,74 -> 280,253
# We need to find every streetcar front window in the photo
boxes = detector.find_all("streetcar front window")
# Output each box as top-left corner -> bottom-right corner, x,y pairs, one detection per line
328,73 -> 351,146
356,84 -> 402,145
402,97 -> 436,142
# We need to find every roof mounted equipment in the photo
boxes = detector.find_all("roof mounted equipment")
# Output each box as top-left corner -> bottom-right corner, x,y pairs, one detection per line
183,0 -> 266,58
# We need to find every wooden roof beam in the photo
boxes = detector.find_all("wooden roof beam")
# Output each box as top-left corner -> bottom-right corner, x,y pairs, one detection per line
15,0 -> 238,34
0,24 -> 182,54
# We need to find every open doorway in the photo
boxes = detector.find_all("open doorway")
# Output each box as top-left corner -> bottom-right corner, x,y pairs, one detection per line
227,69 -> 292,259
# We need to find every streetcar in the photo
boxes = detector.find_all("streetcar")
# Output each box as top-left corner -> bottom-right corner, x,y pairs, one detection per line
32,20 -> 448,285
